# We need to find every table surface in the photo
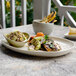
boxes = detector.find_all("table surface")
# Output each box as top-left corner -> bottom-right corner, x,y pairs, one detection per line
0,25 -> 76,76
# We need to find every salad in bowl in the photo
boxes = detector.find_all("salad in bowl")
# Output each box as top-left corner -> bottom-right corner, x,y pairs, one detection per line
5,31 -> 30,47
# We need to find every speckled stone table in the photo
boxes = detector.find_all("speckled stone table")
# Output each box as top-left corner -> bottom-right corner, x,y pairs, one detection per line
0,25 -> 76,76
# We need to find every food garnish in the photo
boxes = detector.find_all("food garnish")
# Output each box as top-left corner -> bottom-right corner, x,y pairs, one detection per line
40,11 -> 57,23
28,32 -> 61,51
44,35 -> 49,40
36,32 -> 44,37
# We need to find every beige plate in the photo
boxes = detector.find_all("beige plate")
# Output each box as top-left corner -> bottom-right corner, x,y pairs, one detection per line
2,37 -> 74,57
64,33 -> 76,40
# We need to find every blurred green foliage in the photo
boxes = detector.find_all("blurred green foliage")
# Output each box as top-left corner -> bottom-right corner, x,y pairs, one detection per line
51,0 -> 76,26
5,0 -> 33,27
27,0 -> 33,24
5,0 -> 76,28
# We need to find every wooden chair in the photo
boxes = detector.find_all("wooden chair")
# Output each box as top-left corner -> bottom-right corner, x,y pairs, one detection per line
0,0 -> 26,28
0,0 -> 76,28
34,0 -> 76,27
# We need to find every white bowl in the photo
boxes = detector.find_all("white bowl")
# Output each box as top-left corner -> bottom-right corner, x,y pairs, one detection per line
33,19 -> 54,35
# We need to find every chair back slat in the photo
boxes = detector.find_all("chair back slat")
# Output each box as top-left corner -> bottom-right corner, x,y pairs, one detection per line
34,0 -> 51,19
1,0 -> 6,28
52,0 -> 76,27
42,0 -> 51,18
1,0 -> 76,28
1,0 -> 27,28
34,0 -> 76,27
21,0 -> 27,25
10,0 -> 16,27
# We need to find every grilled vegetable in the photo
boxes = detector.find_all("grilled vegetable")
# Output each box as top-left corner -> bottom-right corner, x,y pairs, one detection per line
29,38 -> 41,50
43,42 -> 61,51
43,44 -> 52,51
28,32 -> 61,51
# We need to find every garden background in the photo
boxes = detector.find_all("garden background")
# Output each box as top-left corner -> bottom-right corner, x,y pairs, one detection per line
4,0 -> 76,28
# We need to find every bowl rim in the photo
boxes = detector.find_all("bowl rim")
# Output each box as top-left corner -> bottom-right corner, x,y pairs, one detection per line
4,32 -> 30,43
33,19 -> 54,25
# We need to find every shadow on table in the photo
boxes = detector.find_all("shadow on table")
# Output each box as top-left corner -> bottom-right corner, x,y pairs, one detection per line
0,45 -> 71,61
64,37 -> 76,41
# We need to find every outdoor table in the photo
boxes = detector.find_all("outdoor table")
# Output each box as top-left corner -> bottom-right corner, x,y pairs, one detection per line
0,25 -> 76,76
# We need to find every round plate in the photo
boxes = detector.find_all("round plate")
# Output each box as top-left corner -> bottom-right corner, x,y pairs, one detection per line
2,37 -> 74,57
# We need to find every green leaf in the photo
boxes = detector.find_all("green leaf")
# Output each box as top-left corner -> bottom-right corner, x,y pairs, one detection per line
44,35 -> 49,40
